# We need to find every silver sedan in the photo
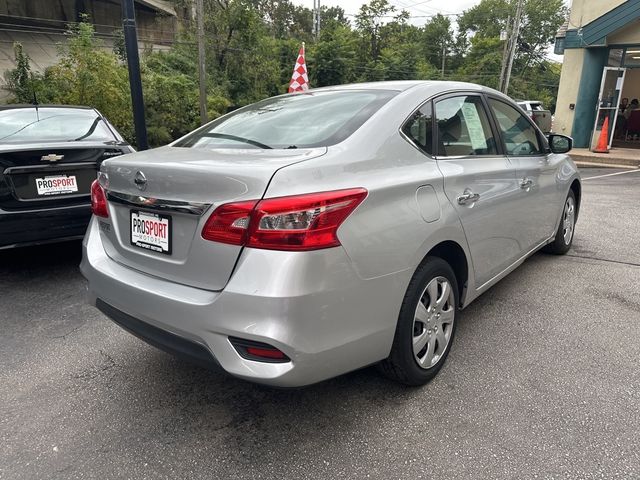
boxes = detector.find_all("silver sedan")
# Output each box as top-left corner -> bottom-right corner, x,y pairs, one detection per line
81,81 -> 580,387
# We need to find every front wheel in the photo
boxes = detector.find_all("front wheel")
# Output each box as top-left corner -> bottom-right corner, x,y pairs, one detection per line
543,190 -> 576,255
379,257 -> 459,386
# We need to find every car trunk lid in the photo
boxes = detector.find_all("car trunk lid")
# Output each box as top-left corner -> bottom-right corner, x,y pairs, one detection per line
99,145 -> 327,291
0,142 -> 127,211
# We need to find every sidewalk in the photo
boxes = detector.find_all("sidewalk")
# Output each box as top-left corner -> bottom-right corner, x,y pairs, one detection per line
569,148 -> 640,168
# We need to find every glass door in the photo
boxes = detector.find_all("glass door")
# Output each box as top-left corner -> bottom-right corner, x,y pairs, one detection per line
591,67 -> 626,150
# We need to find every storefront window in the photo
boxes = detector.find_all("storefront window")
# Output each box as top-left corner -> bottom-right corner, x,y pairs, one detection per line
623,48 -> 640,67
608,48 -> 623,66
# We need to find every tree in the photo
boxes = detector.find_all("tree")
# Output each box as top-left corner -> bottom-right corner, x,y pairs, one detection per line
312,25 -> 358,87
1,0 -> 568,147
458,0 -> 567,71
456,0 -> 567,99
4,43 -> 37,103
45,20 -> 134,141
421,14 -> 454,73
355,0 -> 396,62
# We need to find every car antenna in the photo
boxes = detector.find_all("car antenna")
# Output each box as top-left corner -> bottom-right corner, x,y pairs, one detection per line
32,88 -> 39,121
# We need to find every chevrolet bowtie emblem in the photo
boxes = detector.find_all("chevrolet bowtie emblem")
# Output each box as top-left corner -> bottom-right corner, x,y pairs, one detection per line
41,153 -> 64,162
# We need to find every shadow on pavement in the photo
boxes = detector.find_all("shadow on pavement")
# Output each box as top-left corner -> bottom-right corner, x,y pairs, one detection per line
0,240 -> 83,273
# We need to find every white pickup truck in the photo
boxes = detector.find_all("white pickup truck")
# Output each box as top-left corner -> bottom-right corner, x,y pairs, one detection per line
517,100 -> 552,134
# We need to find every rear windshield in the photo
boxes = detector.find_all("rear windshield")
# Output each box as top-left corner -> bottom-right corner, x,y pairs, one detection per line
174,90 -> 399,149
0,108 -> 116,144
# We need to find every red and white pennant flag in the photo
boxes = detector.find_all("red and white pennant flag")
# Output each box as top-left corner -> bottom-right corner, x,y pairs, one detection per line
288,43 -> 309,93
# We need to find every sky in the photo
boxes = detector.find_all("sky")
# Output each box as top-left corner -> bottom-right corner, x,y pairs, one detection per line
291,0 -> 492,25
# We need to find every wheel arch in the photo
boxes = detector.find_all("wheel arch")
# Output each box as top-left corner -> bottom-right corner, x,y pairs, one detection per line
422,240 -> 470,307
570,178 -> 581,220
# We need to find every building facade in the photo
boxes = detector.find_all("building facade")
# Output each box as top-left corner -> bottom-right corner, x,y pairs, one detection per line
0,0 -> 178,79
554,0 -> 640,150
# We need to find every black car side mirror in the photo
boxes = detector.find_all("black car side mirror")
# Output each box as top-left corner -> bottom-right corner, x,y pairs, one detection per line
548,134 -> 573,154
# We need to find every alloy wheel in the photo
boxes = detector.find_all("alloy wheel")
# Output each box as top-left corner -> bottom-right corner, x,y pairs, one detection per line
563,196 -> 575,245
412,276 -> 455,369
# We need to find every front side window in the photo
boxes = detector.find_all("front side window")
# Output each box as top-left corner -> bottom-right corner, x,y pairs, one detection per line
175,90 -> 398,150
402,102 -> 433,155
488,98 -> 542,156
434,96 -> 497,157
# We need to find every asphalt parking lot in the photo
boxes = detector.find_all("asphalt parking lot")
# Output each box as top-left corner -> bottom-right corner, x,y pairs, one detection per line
1,167 -> 639,479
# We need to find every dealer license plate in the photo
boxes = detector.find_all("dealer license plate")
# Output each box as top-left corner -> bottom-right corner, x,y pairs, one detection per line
35,175 -> 78,196
130,210 -> 172,255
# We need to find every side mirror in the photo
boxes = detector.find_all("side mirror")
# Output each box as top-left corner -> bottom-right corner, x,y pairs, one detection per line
548,134 -> 573,154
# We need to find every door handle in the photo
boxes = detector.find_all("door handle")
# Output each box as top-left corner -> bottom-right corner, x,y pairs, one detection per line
520,178 -> 534,189
457,189 -> 480,205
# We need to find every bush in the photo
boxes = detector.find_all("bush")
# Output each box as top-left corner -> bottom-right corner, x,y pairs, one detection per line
2,21 -> 232,148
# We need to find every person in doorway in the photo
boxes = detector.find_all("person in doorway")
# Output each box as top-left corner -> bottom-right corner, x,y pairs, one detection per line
619,97 -> 629,113
615,98 -> 630,138
624,99 -> 640,141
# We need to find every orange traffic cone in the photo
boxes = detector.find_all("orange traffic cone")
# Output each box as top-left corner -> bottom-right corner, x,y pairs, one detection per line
592,116 -> 610,154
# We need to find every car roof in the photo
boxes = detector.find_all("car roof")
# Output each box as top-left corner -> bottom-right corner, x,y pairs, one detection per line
310,80 -> 505,97
0,104 -> 96,111
311,81 -> 426,92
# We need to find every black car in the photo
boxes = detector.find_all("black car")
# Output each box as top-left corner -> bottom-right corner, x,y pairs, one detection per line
0,105 -> 134,249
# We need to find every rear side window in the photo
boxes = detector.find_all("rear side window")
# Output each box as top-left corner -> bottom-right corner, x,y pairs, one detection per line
434,96 -> 497,157
488,98 -> 542,156
0,108 -> 116,144
175,90 -> 399,150
402,102 -> 433,155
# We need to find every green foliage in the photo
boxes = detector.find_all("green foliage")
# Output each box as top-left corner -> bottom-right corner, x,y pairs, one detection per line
455,0 -> 566,101
44,20 -> 134,141
312,25 -> 358,87
2,0 -> 567,148
3,43 -> 36,103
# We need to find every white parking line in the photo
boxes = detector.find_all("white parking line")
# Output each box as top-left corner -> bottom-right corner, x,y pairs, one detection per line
583,169 -> 640,180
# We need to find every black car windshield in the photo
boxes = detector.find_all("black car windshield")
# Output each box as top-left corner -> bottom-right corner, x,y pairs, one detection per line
174,90 -> 399,149
0,108 -> 116,144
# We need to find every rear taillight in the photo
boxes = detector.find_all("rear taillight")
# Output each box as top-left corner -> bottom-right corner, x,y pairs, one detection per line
90,180 -> 109,218
201,188 -> 367,251
201,200 -> 256,245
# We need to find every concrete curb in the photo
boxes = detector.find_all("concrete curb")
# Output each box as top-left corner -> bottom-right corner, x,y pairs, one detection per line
575,161 -> 639,169
569,154 -> 640,168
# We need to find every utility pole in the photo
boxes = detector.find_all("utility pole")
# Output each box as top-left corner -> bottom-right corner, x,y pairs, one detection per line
501,0 -> 524,94
313,0 -> 321,39
441,43 -> 446,79
498,15 -> 511,92
122,0 -> 148,150
196,0 -> 207,125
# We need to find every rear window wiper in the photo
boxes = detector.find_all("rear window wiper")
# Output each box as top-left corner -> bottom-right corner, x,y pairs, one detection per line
201,133 -> 272,149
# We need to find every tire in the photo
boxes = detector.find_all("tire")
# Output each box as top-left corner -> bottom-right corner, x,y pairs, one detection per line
379,256 -> 459,386
543,189 -> 576,255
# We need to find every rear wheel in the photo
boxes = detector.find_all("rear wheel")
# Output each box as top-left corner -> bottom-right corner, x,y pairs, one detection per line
543,190 -> 576,255
379,257 -> 458,386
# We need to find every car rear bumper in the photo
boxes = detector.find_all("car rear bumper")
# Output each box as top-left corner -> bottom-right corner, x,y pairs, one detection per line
80,217 -> 410,387
0,204 -> 91,249
95,298 -> 222,370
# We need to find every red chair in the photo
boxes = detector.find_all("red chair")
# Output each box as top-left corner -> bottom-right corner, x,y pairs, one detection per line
626,110 -> 640,140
